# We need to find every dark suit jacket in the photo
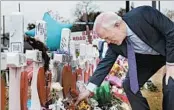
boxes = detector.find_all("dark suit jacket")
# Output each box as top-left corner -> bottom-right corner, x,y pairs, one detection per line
89,6 -> 174,86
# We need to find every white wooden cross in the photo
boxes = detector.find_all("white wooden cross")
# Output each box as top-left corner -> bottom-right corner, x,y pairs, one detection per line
7,12 -> 26,110
35,20 -> 47,44
26,48 -> 43,110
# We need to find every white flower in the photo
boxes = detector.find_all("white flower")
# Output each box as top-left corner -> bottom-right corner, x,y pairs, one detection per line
51,82 -> 63,91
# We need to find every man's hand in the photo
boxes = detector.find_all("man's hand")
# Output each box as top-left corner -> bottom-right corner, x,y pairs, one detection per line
166,65 -> 174,85
74,89 -> 91,106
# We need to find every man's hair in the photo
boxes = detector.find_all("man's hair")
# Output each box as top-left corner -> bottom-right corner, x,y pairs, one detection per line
93,11 -> 122,31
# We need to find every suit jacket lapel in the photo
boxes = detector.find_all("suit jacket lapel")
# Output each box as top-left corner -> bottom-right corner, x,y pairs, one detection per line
109,39 -> 127,58
120,39 -> 127,57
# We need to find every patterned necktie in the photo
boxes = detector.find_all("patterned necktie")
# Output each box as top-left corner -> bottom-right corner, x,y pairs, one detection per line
126,37 -> 139,94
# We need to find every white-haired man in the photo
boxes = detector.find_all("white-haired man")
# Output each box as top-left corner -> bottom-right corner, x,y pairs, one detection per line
75,6 -> 174,110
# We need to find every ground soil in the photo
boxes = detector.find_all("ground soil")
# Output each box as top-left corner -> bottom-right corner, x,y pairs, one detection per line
142,66 -> 165,110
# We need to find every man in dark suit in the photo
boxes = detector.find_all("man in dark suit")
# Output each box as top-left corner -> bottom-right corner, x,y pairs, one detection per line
75,6 -> 174,110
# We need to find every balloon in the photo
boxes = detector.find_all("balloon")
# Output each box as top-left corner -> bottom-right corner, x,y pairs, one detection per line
25,12 -> 72,51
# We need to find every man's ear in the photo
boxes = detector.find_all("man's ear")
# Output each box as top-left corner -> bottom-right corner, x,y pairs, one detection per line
115,22 -> 120,27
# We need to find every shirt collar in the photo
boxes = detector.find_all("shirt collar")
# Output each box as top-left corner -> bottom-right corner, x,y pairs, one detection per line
126,23 -> 134,37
